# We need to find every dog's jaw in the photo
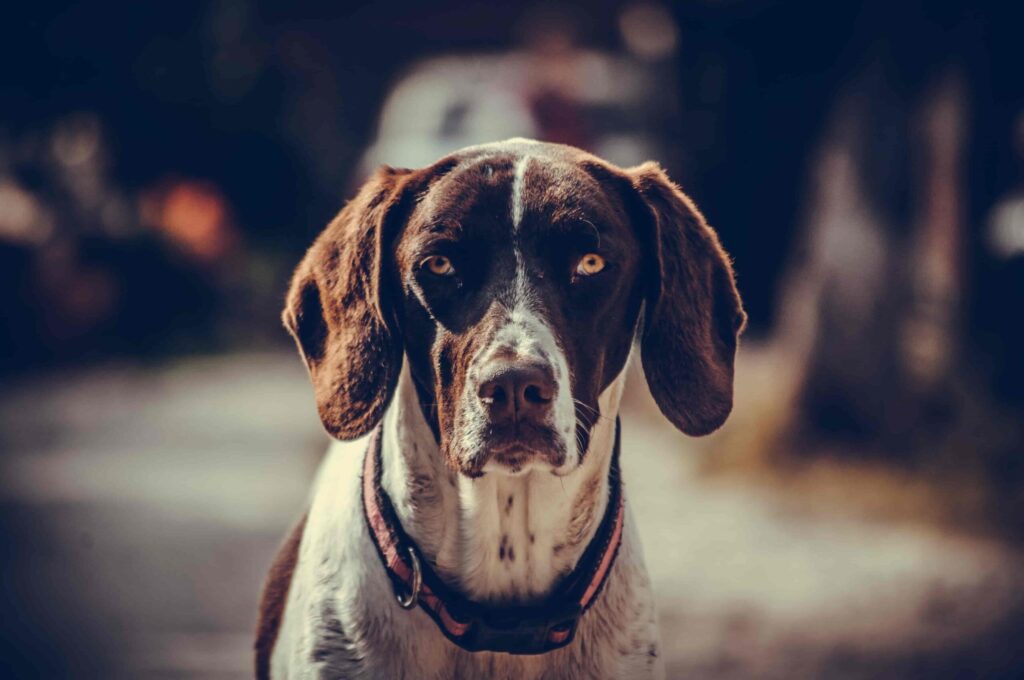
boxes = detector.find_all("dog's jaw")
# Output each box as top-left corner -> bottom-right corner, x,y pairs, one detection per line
383,357 -> 629,603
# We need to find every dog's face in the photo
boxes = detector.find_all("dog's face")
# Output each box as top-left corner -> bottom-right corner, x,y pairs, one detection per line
284,140 -> 745,477
393,152 -> 644,476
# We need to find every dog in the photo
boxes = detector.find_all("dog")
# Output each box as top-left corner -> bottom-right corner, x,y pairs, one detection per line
256,138 -> 745,679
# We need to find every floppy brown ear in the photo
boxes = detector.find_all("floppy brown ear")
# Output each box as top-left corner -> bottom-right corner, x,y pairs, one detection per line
628,162 -> 747,436
282,167 -> 411,440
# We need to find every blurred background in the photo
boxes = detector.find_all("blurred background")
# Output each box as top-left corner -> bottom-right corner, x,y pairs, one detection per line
1,0 -> 1023,677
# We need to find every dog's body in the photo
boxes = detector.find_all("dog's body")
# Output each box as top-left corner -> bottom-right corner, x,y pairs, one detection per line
262,363 -> 660,679
257,139 -> 745,679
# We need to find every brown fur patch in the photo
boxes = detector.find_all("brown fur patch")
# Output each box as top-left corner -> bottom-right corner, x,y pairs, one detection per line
628,161 -> 747,436
254,513 -> 308,680
282,162 -> 455,441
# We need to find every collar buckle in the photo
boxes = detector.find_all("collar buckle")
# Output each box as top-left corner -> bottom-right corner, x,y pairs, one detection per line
395,546 -> 422,609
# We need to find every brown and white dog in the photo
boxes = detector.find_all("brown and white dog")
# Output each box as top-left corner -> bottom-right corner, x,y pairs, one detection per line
256,139 -> 745,679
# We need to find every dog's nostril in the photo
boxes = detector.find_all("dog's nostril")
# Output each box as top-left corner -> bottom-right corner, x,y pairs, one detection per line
479,382 -> 508,405
523,384 -> 551,405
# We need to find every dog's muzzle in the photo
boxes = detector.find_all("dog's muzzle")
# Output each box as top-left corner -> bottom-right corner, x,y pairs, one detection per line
473,358 -> 564,470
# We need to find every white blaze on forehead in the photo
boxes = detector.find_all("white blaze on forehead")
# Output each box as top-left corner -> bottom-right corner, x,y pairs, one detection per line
511,155 -> 531,230
509,154 -> 538,311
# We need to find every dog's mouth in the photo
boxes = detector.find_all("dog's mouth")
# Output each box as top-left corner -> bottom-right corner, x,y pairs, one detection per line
462,422 -> 567,476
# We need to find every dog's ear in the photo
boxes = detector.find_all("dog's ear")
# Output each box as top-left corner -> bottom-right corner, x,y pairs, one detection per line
283,166 -> 412,440
627,161 -> 747,436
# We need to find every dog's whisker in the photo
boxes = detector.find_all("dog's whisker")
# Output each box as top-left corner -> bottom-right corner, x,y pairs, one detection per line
574,399 -> 612,426
572,398 -> 603,418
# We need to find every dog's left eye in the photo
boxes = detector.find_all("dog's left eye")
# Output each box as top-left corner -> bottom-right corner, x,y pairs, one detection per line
422,255 -> 455,276
575,253 -> 606,277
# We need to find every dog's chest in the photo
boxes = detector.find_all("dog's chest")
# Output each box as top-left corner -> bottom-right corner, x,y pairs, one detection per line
444,472 -> 592,602
274,442 -> 663,680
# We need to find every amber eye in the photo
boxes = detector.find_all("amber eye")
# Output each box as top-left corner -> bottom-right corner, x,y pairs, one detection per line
575,253 -> 606,277
423,255 -> 454,276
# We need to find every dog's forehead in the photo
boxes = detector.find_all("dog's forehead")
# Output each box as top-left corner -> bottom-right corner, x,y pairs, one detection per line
408,148 -> 627,235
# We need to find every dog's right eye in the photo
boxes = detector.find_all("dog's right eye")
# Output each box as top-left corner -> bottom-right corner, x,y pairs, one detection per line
422,255 -> 455,277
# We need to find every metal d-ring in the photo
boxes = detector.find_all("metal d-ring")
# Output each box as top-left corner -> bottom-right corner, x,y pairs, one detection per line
396,546 -> 422,610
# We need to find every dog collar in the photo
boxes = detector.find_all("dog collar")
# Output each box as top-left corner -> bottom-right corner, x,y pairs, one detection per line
361,420 -> 626,655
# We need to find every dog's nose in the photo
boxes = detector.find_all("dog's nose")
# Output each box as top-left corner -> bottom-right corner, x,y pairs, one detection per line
477,361 -> 555,425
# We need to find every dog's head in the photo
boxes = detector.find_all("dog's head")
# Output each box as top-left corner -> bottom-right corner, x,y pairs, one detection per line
284,139 -> 745,477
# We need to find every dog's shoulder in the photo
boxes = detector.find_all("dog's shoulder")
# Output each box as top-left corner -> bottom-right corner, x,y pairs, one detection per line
255,511 -> 309,680
255,437 -> 375,678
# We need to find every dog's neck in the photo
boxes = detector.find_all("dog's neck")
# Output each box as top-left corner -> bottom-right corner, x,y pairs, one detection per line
379,363 -> 626,604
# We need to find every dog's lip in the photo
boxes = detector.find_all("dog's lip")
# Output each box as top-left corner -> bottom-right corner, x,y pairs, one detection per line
481,450 -> 562,476
486,440 -> 533,455
456,422 -> 567,476
458,436 -> 568,477
485,421 -> 556,442
485,437 -> 567,470
484,432 -> 560,459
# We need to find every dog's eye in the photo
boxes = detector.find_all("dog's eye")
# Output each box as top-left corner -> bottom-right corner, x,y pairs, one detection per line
422,255 -> 455,276
575,253 -> 606,277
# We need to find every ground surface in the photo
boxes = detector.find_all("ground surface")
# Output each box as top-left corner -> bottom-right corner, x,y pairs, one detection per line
1,351 -> 1022,678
